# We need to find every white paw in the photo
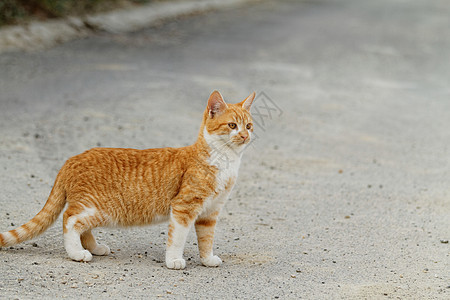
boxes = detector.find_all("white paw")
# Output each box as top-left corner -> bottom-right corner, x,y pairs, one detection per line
201,255 -> 222,267
91,244 -> 110,256
69,250 -> 93,262
166,258 -> 186,270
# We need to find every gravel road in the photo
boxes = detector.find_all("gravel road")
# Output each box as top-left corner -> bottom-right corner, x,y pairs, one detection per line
1,0 -> 449,298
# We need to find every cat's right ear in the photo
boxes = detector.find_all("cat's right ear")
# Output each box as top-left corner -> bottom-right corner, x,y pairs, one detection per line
207,90 -> 227,118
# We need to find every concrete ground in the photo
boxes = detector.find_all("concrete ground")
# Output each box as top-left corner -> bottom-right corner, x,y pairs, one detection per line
0,0 -> 449,298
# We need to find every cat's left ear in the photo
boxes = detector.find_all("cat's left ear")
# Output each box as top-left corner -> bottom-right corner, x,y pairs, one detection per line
240,92 -> 256,111
207,90 -> 228,118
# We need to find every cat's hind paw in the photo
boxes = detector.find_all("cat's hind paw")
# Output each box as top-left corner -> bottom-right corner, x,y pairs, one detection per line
69,250 -> 93,262
166,258 -> 186,270
201,255 -> 222,267
91,244 -> 110,256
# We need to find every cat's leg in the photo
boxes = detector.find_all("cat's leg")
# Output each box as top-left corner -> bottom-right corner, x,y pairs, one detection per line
80,230 -> 110,256
63,210 -> 92,262
165,214 -> 192,270
195,211 -> 222,267
63,205 -> 104,262
165,197 -> 205,270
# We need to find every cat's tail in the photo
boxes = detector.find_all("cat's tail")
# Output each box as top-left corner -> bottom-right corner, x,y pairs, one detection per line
0,173 -> 66,247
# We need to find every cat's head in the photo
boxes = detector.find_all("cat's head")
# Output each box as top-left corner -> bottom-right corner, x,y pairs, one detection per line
202,90 -> 255,150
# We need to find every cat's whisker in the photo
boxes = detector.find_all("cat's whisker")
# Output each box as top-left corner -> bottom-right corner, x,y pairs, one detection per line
208,140 -> 234,157
212,140 -> 234,153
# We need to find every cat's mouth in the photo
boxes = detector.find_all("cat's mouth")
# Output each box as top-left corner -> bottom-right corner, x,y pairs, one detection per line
233,138 -> 250,146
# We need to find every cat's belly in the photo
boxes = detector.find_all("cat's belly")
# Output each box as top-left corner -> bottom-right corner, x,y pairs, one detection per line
150,214 -> 170,225
106,210 -> 170,227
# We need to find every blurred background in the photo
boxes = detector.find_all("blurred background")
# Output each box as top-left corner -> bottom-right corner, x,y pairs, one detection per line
0,0 -> 449,299
0,0 -> 154,26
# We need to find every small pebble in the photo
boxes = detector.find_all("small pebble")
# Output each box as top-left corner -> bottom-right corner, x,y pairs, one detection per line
440,239 -> 448,244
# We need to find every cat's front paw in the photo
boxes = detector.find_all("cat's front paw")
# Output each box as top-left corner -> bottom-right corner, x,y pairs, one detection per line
91,244 -> 110,256
201,255 -> 222,267
166,258 -> 186,270
69,250 -> 93,262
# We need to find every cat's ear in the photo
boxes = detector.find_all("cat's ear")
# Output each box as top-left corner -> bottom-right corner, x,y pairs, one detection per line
240,92 -> 256,111
207,90 -> 227,118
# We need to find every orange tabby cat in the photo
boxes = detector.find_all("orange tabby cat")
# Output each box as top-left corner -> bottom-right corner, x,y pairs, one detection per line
0,91 -> 255,269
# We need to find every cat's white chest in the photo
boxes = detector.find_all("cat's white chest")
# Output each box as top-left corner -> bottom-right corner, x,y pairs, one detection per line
201,145 -> 241,216
212,157 -> 240,192
201,157 -> 239,216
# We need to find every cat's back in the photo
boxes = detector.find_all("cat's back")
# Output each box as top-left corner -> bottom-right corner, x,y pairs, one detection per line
65,147 -> 181,169
61,147 -> 188,190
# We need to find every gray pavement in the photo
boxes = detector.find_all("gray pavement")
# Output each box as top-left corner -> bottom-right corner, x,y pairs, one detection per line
1,0 -> 449,298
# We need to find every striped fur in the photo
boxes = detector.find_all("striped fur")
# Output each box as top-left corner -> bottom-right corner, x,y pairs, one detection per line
0,173 -> 66,247
0,90 -> 255,269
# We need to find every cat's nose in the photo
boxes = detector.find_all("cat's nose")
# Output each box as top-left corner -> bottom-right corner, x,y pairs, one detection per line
240,134 -> 248,141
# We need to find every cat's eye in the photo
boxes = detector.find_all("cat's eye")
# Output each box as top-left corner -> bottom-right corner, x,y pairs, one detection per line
228,123 -> 237,129
246,123 -> 252,130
